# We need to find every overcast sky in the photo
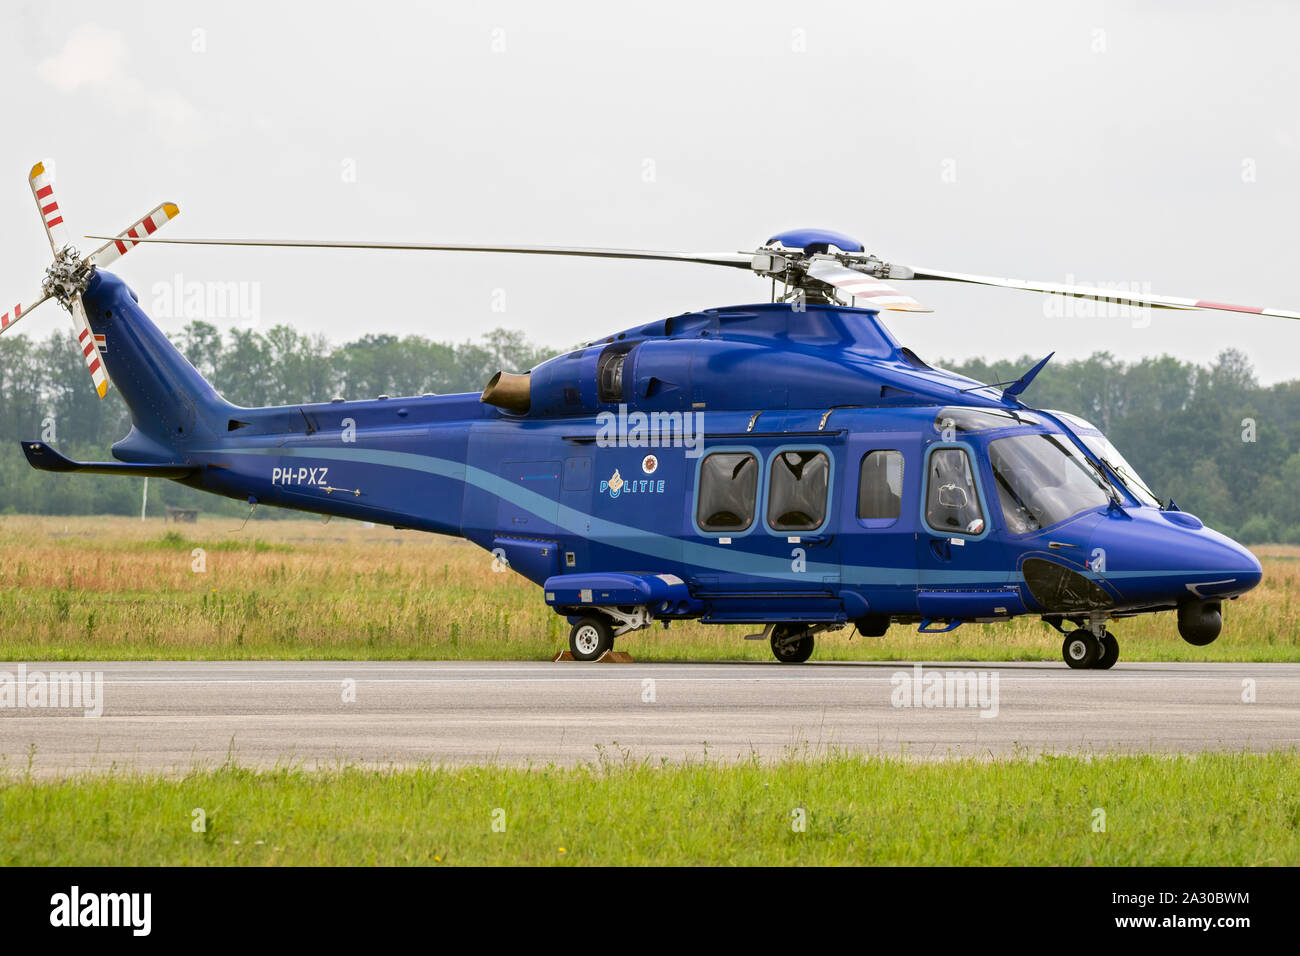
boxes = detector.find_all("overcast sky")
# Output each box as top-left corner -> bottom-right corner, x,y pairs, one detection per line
3,1 -> 1299,384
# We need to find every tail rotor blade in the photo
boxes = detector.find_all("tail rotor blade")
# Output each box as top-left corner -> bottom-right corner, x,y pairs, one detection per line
89,203 -> 181,269
69,294 -> 109,399
0,292 -> 52,336
29,161 -> 72,253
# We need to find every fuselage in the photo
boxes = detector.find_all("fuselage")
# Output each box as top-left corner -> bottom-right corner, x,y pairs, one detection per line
180,398 -> 1262,626
82,270 -> 1261,631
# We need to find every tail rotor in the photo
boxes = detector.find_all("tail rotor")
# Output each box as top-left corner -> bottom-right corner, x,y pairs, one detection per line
0,160 -> 181,399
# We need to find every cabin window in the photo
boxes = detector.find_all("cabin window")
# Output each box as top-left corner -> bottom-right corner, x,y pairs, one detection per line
924,447 -> 985,535
767,450 -> 830,532
697,452 -> 759,532
858,450 -> 904,520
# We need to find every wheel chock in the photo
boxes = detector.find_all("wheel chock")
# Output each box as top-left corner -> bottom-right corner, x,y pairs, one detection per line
551,650 -> 635,663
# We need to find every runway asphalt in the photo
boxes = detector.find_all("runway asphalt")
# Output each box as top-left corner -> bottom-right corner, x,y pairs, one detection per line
0,660 -> 1297,775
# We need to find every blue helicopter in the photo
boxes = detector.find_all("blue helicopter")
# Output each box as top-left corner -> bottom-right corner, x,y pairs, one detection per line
5,162 -> 1286,667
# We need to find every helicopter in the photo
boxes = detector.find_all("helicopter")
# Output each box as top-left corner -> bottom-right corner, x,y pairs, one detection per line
3,161 -> 1284,667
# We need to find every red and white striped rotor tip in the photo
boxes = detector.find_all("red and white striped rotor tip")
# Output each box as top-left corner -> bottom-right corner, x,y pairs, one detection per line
70,297 -> 109,399
90,202 -> 181,269
906,267 -> 1300,322
29,161 -> 72,253
0,291 -> 55,335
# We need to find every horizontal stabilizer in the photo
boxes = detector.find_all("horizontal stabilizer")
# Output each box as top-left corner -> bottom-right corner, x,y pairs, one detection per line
21,441 -> 194,478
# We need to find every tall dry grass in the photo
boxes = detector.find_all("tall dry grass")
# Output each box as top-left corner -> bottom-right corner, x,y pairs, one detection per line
0,515 -> 1295,661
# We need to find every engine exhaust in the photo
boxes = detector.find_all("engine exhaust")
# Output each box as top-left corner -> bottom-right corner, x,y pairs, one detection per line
480,370 -> 531,413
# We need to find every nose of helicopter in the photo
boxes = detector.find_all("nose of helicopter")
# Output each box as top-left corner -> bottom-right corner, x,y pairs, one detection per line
1090,509 -> 1262,607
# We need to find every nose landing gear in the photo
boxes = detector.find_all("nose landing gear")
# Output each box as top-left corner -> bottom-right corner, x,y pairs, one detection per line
1061,625 -> 1119,670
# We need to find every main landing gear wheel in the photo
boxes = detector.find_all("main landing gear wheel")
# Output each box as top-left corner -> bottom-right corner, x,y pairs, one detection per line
770,624 -> 814,664
1062,630 -> 1099,669
569,616 -> 614,662
1061,629 -> 1119,669
1095,632 -> 1120,670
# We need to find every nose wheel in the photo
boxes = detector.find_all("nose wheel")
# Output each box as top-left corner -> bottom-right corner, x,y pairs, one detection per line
1061,629 -> 1119,670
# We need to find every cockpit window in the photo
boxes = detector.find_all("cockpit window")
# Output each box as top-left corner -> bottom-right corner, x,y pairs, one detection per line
1048,410 -> 1095,432
934,407 -> 1043,435
1045,410 -> 1162,508
989,434 -> 1110,534
1079,436 -> 1161,508
924,448 -> 985,535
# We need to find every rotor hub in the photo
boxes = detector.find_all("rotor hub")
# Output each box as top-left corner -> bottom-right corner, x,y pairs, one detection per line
41,247 -> 95,308
754,240 -> 917,308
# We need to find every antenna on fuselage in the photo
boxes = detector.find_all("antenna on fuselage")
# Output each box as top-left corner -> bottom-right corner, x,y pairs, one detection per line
959,353 -> 1054,399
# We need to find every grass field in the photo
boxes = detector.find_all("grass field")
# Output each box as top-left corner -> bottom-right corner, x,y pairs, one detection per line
1,752 -> 1295,865
3,516 -> 1295,868
1,515 -> 1297,662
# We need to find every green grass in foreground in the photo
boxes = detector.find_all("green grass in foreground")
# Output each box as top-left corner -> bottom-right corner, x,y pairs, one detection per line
2,752 -> 1297,865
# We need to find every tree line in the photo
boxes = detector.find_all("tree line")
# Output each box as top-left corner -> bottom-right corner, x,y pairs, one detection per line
942,349 -> 1289,545
0,323 -> 1290,543
0,322 -> 558,519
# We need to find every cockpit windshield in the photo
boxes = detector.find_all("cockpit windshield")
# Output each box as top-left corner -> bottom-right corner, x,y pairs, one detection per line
988,433 -> 1111,534
1079,436 -> 1161,508
1048,411 -> 1162,508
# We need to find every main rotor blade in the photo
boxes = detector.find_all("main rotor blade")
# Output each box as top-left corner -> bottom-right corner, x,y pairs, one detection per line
0,291 -> 52,336
89,202 -> 181,269
908,267 -> 1300,321
81,236 -> 756,269
29,161 -> 72,253
805,260 -> 932,312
